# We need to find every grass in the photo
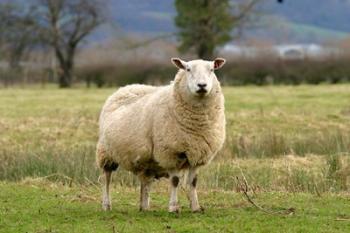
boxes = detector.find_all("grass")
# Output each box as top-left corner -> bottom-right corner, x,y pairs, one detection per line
0,85 -> 350,192
1,181 -> 350,233
224,85 -> 350,158
1,85 -> 350,232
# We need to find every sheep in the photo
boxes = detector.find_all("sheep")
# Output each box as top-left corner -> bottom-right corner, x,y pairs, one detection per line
96,58 -> 226,212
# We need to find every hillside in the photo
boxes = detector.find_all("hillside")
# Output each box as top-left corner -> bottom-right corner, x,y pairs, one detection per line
109,0 -> 350,42
1,0 -> 350,42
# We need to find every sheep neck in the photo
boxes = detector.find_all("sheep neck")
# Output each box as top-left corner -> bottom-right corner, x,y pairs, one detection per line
171,71 -> 223,133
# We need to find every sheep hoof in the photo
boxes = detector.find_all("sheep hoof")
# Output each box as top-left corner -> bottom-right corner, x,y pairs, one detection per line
102,203 -> 112,211
168,205 -> 180,213
139,207 -> 150,212
192,206 -> 205,213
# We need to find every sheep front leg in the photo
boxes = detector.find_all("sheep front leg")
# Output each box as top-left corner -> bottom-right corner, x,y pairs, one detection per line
139,176 -> 153,211
168,172 -> 181,213
187,167 -> 203,212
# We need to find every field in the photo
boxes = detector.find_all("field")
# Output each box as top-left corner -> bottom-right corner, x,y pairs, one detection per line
1,181 -> 350,233
1,85 -> 350,232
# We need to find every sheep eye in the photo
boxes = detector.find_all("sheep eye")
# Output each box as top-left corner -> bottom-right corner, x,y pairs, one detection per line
186,68 -> 191,72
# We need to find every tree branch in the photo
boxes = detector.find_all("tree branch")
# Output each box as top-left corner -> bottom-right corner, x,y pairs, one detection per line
232,0 -> 262,23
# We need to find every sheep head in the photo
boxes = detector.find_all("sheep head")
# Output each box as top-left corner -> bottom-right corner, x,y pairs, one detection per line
171,58 -> 225,98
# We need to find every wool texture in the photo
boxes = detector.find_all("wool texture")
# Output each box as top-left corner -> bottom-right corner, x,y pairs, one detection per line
96,70 -> 226,176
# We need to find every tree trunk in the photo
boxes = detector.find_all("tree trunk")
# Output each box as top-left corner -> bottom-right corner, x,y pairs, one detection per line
198,43 -> 214,60
57,46 -> 75,88
86,76 -> 91,88
58,68 -> 72,88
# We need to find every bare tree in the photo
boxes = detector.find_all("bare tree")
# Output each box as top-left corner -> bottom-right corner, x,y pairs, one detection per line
36,0 -> 105,87
0,4 -> 39,69
0,3 -> 41,87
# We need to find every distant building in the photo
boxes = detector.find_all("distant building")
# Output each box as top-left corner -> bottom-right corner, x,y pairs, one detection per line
221,43 -> 341,60
274,44 -> 323,60
282,49 -> 304,60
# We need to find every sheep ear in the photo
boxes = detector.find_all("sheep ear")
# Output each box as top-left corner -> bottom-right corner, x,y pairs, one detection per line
171,58 -> 187,70
213,58 -> 226,70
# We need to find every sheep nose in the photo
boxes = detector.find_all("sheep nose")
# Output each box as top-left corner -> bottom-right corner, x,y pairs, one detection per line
197,83 -> 207,88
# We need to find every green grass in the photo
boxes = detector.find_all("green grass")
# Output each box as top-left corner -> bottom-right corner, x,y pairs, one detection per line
224,85 -> 350,157
0,85 -> 350,192
1,85 -> 350,232
1,181 -> 350,233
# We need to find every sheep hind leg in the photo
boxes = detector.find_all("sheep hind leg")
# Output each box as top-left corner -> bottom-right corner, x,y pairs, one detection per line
102,162 -> 119,211
168,171 -> 181,213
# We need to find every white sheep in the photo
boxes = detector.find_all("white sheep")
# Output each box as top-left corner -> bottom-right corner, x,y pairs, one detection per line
96,58 -> 226,212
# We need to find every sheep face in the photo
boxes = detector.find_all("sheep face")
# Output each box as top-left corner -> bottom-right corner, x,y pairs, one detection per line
171,58 -> 225,97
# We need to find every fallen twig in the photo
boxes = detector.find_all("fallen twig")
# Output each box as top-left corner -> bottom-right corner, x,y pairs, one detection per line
235,176 -> 295,216
30,173 -> 74,184
335,218 -> 350,221
84,177 -> 100,190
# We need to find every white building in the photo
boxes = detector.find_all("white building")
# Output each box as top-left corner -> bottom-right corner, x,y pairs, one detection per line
221,43 -> 341,60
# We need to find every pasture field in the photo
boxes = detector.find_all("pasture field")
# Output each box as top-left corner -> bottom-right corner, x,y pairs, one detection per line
1,181 -> 350,233
0,85 -> 349,191
0,85 -> 350,232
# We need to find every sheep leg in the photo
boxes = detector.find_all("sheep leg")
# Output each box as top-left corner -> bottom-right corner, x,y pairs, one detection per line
102,170 -> 112,211
187,167 -> 203,212
168,172 -> 181,213
139,176 -> 153,211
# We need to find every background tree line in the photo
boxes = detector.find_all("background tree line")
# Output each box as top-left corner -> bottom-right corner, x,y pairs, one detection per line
0,0 -> 267,87
4,0 -> 350,88
0,0 -> 104,87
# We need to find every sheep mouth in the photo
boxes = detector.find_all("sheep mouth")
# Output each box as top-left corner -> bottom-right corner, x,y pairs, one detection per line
196,88 -> 208,95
